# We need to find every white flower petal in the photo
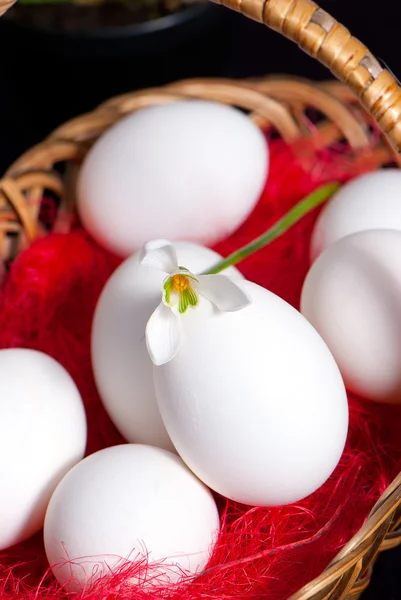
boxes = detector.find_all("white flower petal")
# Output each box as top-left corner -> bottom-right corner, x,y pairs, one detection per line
198,274 -> 251,312
146,303 -> 182,366
139,242 -> 178,273
142,239 -> 172,251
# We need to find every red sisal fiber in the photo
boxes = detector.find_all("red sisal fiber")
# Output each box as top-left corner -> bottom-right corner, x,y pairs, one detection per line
0,136 -> 400,600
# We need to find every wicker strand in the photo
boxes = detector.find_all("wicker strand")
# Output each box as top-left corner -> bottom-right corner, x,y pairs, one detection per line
0,0 -> 14,16
211,0 -> 401,154
290,472 -> 401,599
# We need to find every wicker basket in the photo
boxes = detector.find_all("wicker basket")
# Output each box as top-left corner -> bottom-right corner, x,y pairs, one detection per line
2,1 -> 401,599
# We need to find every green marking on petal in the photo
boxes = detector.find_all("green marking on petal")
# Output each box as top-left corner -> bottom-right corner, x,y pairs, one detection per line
187,286 -> 198,307
178,289 -> 190,314
163,277 -> 174,305
178,286 -> 198,314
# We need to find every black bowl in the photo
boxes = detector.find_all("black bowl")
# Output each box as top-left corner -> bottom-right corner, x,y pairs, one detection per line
1,2 -> 227,58
0,1 -> 234,170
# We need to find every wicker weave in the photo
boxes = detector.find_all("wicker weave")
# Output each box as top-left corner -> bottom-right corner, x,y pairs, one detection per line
1,1 -> 401,599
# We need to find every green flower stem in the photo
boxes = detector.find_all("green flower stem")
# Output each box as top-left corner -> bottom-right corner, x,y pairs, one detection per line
202,182 -> 340,275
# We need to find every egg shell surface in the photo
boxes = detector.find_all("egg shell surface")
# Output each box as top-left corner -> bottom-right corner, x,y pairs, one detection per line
302,228 -> 401,403
310,169 -> 401,261
44,444 -> 220,593
0,348 -> 87,550
91,240 -> 242,451
77,100 -> 268,256
153,280 -> 348,507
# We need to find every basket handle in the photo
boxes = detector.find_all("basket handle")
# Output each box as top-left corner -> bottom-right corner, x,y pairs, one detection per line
0,0 -> 15,17
212,0 -> 401,153
2,0 -> 400,152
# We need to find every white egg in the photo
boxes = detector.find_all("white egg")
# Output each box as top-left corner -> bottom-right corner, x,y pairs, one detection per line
44,444 -> 219,593
302,228 -> 401,403
310,169 -> 401,261
153,281 -> 348,507
92,240 -> 242,451
77,100 -> 268,256
0,349 -> 87,550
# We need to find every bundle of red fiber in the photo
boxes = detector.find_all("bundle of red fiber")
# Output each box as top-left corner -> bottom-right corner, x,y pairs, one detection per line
0,136 -> 400,600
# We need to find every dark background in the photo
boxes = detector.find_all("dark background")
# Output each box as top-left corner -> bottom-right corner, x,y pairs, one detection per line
2,0 -> 401,177
0,1 -> 401,597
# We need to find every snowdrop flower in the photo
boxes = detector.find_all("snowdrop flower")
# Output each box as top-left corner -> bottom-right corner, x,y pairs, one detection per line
140,241 -> 251,366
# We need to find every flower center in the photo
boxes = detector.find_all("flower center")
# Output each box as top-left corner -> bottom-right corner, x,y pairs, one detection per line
172,274 -> 190,293
162,269 -> 199,313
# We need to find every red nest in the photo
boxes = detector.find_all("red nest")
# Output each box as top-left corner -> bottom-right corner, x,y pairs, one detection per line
0,137 -> 400,600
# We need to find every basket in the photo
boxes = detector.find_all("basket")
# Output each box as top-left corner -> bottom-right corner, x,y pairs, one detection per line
1,1 -> 401,599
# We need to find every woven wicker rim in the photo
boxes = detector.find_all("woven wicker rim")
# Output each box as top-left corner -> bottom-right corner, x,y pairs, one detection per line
2,1 -> 401,599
